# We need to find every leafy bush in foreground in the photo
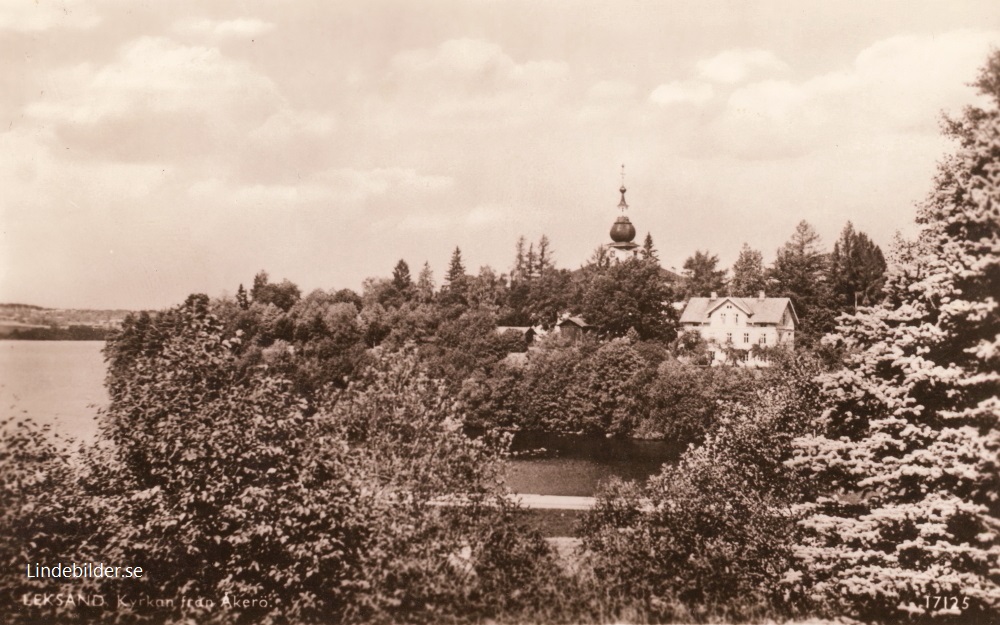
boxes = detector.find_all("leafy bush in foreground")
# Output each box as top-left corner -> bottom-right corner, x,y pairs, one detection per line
580,352 -> 825,623
2,300 -> 580,624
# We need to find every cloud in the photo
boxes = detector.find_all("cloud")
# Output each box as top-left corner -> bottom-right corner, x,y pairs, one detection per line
696,49 -> 789,84
384,38 -> 568,120
175,17 -> 275,39
0,0 -> 100,32
465,205 -> 504,227
25,36 -> 282,160
649,80 -> 714,106
708,30 -> 1000,158
189,167 -> 454,209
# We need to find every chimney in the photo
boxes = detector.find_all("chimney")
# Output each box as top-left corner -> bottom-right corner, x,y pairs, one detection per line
710,292 -> 718,299
758,290 -> 765,299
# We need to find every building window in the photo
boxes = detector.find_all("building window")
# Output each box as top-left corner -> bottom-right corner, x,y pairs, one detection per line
760,335 -> 767,345
735,314 -> 739,324
721,313 -> 726,324
726,332 -> 732,343
743,333 -> 749,343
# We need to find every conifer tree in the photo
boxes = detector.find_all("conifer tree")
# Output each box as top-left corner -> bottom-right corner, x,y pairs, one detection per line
787,52 -> 1000,622
416,262 -> 435,303
513,236 -> 527,282
236,283 -> 249,310
537,235 -> 554,275
729,243 -> 766,297
641,232 -> 659,262
768,221 -> 835,342
445,247 -> 466,285
828,222 -> 887,310
681,250 -> 727,298
392,259 -> 413,292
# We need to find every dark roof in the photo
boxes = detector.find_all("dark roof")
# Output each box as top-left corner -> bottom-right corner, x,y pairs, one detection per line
558,316 -> 590,328
679,296 -> 797,325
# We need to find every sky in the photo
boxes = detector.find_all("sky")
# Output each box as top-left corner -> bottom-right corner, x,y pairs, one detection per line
1,1 -> 998,310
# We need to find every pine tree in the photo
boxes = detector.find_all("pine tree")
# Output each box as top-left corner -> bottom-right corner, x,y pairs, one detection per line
416,262 -> 435,303
392,259 -> 413,291
787,52 -> 1000,622
537,235 -> 554,275
729,243 -> 766,297
681,250 -> 727,298
768,221 -> 835,342
444,247 -> 466,288
513,236 -> 527,282
236,284 -> 249,310
828,222 -> 887,310
526,243 -> 537,280
641,232 -> 659,262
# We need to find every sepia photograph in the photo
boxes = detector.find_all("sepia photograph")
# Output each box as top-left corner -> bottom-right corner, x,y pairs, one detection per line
1,1 -> 998,623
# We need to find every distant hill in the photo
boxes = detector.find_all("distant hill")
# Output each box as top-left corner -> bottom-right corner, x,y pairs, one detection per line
0,303 -> 136,339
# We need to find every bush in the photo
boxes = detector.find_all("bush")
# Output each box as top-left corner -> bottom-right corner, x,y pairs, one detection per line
580,353 -> 825,622
3,299 -> 580,624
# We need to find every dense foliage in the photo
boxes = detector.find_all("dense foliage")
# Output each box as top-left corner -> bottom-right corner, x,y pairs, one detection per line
787,52 -> 1000,623
580,352 -> 827,623
462,335 -> 762,444
2,300 -> 580,624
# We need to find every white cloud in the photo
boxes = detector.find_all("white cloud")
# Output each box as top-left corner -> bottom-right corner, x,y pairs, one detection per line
385,38 -> 568,119
696,48 -> 789,84
709,30 -> 1000,158
24,36 -> 282,160
175,17 -> 275,39
189,167 -> 453,209
466,205 -> 504,227
649,80 -> 714,106
0,0 -> 99,32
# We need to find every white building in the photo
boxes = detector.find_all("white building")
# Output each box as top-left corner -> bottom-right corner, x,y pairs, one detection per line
678,292 -> 797,365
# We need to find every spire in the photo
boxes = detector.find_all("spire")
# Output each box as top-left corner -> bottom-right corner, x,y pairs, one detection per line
618,163 -> 628,212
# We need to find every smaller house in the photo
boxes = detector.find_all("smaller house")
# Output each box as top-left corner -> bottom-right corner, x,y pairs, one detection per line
555,315 -> 593,342
678,292 -> 797,366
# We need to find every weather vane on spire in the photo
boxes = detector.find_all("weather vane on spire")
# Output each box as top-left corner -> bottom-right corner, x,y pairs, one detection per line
618,164 -> 628,213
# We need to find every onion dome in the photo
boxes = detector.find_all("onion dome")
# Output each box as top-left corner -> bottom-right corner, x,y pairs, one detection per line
610,215 -> 636,242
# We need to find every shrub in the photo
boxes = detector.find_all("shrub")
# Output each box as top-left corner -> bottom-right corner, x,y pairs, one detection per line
580,353 -> 825,622
4,299 -> 581,624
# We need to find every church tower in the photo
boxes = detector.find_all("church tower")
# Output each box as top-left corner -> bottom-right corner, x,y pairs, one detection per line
606,165 -> 640,262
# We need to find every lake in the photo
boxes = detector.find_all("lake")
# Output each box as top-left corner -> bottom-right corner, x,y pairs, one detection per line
0,341 -> 679,495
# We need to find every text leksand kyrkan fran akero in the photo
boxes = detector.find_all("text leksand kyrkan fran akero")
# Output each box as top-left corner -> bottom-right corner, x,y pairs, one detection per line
26,562 -> 143,579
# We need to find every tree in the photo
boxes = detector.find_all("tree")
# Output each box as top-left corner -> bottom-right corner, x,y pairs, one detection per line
581,258 -> 678,341
681,250 -> 727,298
441,247 -> 469,312
582,353 -> 826,622
445,247 -> 466,287
787,52 -> 1000,623
729,244 -> 767,297
828,222 -> 887,310
5,303 -> 580,624
536,235 -> 554,275
641,232 -> 659,262
416,261 -> 435,303
512,236 -> 528,282
250,270 -> 302,312
236,283 -> 249,310
768,221 -> 835,342
391,259 -> 414,296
